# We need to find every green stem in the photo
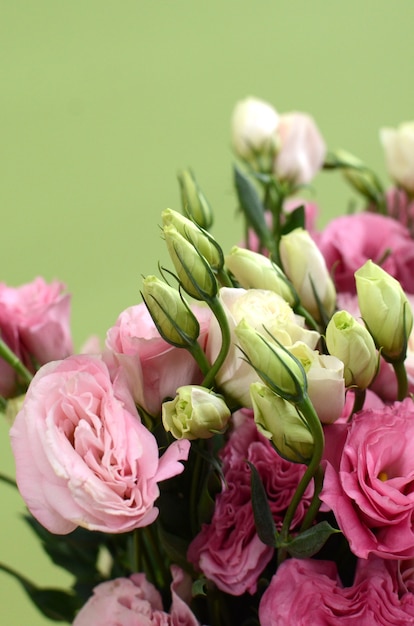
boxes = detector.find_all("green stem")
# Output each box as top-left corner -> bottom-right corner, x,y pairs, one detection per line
201,296 -> 231,389
0,396 -> 6,412
216,268 -> 234,288
280,395 -> 324,544
0,339 -> 33,386
392,359 -> 408,401
347,388 -> 366,422
188,341 -> 212,377
0,472 -> 17,489
299,464 -> 324,532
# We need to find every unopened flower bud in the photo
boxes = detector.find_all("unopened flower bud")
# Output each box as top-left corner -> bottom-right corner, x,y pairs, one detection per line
141,275 -> 200,347
334,149 -> 384,204
326,310 -> 378,388
250,382 -> 314,464
225,246 -> 296,306
235,319 -> 307,402
162,208 -> 223,271
355,260 -> 413,360
162,385 -> 231,440
163,224 -> 218,300
280,228 -> 336,321
231,96 -> 279,163
177,169 -> 213,230
380,122 -> 414,194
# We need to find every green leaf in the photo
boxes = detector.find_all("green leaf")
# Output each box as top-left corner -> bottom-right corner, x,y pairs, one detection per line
192,577 -> 208,597
0,562 -> 79,622
248,462 -> 277,547
281,205 -> 305,235
280,521 -> 340,559
233,165 -> 274,252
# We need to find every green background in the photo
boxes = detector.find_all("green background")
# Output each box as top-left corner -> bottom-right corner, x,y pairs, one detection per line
1,1 -> 414,623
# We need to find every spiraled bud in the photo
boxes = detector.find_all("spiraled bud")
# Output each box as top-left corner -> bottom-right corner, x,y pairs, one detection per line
235,319 -> 307,403
141,275 -> 200,347
162,208 -> 223,271
225,246 -> 296,306
326,310 -> 378,388
162,385 -> 231,440
163,224 -> 218,300
177,169 -> 213,230
250,382 -> 314,464
334,149 -> 384,203
355,260 -> 413,360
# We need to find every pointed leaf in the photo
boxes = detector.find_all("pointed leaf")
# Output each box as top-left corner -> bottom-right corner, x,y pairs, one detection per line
280,521 -> 340,559
233,165 -> 274,252
281,205 -> 305,235
248,462 -> 277,547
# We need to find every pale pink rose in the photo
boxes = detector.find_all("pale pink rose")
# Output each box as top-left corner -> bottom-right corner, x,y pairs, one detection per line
0,277 -> 73,397
10,354 -> 190,534
274,112 -> 326,185
231,96 -> 279,161
206,288 -> 319,407
73,565 -> 200,626
105,303 -> 211,416
317,212 -> 414,294
320,399 -> 414,559
187,411 -> 312,595
259,556 -> 414,625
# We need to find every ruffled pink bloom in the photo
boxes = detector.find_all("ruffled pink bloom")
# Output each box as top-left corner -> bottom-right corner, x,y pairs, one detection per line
187,411 -> 312,595
10,354 -> 190,534
73,565 -> 201,626
105,303 -> 211,416
316,212 -> 414,294
259,556 -> 414,625
0,277 -> 73,397
320,399 -> 414,559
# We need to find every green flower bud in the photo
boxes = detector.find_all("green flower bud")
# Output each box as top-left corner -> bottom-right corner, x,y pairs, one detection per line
355,260 -> 413,360
235,319 -> 307,403
162,208 -> 223,271
250,382 -> 314,464
225,246 -> 296,306
177,169 -> 213,230
280,228 -> 336,321
162,385 -> 231,440
326,310 -> 378,388
141,275 -> 200,347
163,224 -> 218,300
334,149 -> 384,204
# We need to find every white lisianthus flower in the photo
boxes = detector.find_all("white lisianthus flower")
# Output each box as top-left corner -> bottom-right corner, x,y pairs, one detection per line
231,96 -> 279,161
206,287 -> 319,407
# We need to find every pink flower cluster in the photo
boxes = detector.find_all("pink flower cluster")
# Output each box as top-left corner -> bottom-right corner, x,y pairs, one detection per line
187,411 -> 313,595
73,565 -> 200,625
259,556 -> 414,625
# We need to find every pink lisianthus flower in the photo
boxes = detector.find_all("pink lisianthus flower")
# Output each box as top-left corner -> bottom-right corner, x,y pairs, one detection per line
316,212 -> 414,294
320,399 -> 414,559
73,565 -> 201,626
10,354 -> 190,534
259,556 -> 414,625
105,302 -> 211,416
0,277 -> 73,397
187,411 -> 312,595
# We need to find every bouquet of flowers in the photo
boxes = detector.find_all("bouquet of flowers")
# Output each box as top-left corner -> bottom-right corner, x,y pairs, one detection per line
2,96 -> 414,625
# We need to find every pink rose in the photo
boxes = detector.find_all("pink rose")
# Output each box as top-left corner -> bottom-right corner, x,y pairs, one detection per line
317,212 -> 414,294
105,303 -> 210,416
187,411 -> 312,595
73,565 -> 201,626
10,354 -> 190,534
273,112 -> 326,185
259,556 -> 414,625
0,277 -> 73,397
320,399 -> 414,559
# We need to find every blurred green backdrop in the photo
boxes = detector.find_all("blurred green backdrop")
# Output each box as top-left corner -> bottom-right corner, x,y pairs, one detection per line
1,1 -> 414,623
